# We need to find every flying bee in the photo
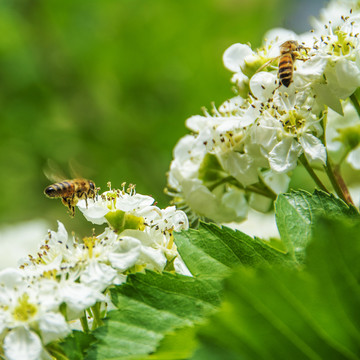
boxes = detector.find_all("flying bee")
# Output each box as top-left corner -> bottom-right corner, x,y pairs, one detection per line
257,40 -> 309,88
44,179 -> 97,217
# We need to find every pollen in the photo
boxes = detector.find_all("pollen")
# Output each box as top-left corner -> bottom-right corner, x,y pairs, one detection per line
83,236 -> 98,258
13,294 -> 38,322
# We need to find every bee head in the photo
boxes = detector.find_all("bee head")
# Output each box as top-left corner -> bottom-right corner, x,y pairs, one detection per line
280,40 -> 299,54
89,180 -> 97,198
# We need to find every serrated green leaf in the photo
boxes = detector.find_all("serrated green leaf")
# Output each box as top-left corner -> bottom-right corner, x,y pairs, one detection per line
112,271 -> 221,321
275,190 -> 359,262
175,222 -> 295,279
86,271 -> 220,360
193,217 -> 360,360
86,223 -> 296,359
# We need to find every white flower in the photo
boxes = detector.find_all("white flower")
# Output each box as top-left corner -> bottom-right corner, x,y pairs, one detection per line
306,15 -> 360,112
18,221 -> 72,276
0,269 -> 70,360
78,188 -> 155,226
168,124 -> 251,223
76,185 -> 192,275
249,74 -> 327,172
310,0 -> 357,33
167,0 -> 360,224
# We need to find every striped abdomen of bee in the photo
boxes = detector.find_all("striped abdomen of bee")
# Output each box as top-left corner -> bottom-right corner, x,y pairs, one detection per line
278,53 -> 295,87
278,40 -> 301,88
44,179 -> 96,216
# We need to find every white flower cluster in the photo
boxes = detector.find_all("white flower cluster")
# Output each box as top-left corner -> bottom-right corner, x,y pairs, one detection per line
0,184 -> 189,360
167,0 -> 360,224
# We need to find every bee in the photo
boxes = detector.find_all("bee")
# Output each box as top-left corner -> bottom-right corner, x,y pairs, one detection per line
257,40 -> 309,88
44,179 -> 97,217
278,40 -> 307,87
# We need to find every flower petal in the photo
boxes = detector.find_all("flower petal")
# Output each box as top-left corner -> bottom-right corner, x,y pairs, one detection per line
39,312 -> 70,344
347,146 -> 360,169
61,283 -> 105,320
299,133 -> 327,165
4,328 -> 42,360
223,43 -> 253,72
108,236 -> 142,271
268,138 -> 302,173
77,201 -> 109,225
139,247 -> 167,271
250,72 -> 277,101
80,261 -> 118,292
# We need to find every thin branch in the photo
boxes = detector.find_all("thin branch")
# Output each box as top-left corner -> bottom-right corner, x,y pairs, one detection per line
208,176 -> 277,200
299,154 -> 329,193
324,160 -> 354,205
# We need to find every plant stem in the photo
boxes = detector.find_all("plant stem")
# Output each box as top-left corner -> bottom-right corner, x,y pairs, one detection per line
246,184 -> 277,200
208,176 -> 277,200
350,93 -> 360,118
80,311 -> 89,333
299,154 -> 329,193
324,160 -> 354,205
318,108 -> 354,205
91,302 -> 103,330
207,176 -> 234,192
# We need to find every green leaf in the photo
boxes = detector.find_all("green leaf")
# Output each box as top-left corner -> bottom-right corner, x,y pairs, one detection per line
86,271 -> 220,360
141,326 -> 199,360
175,222 -> 295,279
86,224 -> 295,359
60,331 -> 96,360
193,217 -> 360,360
275,190 -> 359,262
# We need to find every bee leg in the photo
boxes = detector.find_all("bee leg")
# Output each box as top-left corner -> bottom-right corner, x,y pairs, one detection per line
61,197 -> 69,209
85,193 -> 88,208
60,197 -> 74,217
255,57 -> 279,73
68,198 -> 75,217
69,205 -> 75,217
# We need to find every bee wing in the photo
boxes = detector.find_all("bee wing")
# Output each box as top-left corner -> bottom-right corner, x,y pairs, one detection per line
68,158 -> 94,180
44,158 -> 95,183
43,159 -> 67,183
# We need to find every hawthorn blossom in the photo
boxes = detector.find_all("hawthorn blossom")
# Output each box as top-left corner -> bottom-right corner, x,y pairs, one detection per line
0,184 -> 192,358
167,0 -> 360,223
78,184 -> 190,274
0,268 -> 70,360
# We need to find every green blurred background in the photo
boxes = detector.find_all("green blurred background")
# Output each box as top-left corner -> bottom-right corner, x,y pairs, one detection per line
0,0 -> 325,234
